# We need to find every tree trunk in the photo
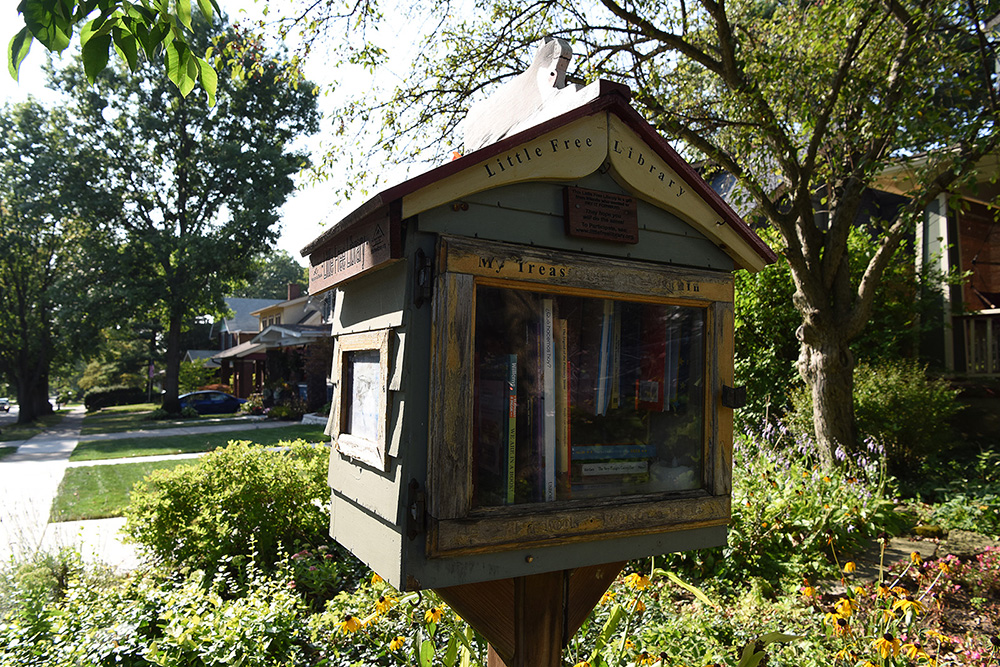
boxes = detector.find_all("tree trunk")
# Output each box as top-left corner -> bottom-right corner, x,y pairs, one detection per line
797,333 -> 855,468
161,313 -> 183,414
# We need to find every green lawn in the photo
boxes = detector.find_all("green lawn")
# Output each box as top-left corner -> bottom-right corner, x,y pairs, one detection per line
80,403 -> 249,436
50,459 -> 195,521
0,446 -> 17,461
0,412 -> 66,442
69,423 -> 328,461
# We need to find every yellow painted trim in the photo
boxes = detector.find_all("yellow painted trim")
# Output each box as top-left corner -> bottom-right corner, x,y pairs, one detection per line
606,116 -> 767,272
402,115 -> 609,218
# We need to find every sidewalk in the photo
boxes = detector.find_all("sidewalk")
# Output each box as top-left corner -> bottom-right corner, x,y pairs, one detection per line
0,409 -> 312,569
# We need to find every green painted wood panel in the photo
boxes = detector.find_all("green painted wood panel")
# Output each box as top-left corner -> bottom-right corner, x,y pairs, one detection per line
417,172 -> 735,272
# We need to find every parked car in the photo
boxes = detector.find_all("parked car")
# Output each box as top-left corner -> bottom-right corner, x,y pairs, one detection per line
0,398 -> 9,412
178,391 -> 246,415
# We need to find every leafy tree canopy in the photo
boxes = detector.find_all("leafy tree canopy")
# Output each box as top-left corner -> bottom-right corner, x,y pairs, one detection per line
233,249 -> 309,300
53,13 -> 319,413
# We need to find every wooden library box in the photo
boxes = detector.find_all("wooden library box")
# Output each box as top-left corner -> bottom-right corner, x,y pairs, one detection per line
303,83 -> 775,592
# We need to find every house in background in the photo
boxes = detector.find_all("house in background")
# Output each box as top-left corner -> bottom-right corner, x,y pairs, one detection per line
214,285 -> 335,410
213,296 -> 282,397
875,154 -> 1000,378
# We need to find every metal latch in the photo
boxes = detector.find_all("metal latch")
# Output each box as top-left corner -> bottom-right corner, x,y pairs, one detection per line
406,479 -> 426,540
413,248 -> 433,308
721,385 -> 747,409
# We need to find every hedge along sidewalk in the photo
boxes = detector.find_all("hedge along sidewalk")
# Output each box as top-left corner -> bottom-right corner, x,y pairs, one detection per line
69,422 -> 328,461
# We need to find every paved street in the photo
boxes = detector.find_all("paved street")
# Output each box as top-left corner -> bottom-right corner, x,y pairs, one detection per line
0,408 -> 308,568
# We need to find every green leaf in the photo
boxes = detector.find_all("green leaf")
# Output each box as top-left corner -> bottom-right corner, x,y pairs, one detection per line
8,28 -> 33,80
419,639 -> 435,667
195,0 -> 215,20
194,56 -> 216,106
21,0 -> 73,52
176,0 -> 192,30
113,26 -> 140,71
442,634 -> 459,667
654,568 -> 719,609
165,38 -> 196,97
758,632 -> 805,644
82,33 -> 112,83
588,603 -> 625,663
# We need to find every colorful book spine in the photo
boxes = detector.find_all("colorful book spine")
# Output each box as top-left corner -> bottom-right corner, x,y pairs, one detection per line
505,353 -> 517,504
541,298 -> 556,502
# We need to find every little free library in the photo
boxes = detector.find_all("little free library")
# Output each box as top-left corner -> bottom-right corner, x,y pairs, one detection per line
302,37 -> 775,667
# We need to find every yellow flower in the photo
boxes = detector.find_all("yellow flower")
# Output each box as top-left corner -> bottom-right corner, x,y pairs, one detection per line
892,595 -> 925,616
832,616 -> 852,637
424,606 -> 444,623
636,652 -> 656,665
375,594 -> 397,614
632,598 -> 646,613
877,584 -> 892,599
874,633 -> 901,659
370,573 -> 384,585
337,615 -> 362,634
834,597 -> 853,617
600,590 -> 616,605
910,551 -> 922,565
624,573 -> 651,590
843,561 -> 856,574
879,608 -> 897,623
853,585 -> 866,597
924,629 -> 950,644
388,636 -> 406,651
573,662 -> 591,667
902,643 -> 930,661
937,560 -> 951,573
800,582 -> 817,598
833,648 -> 857,663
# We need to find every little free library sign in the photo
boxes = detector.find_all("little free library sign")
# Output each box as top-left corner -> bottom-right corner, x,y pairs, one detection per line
308,211 -> 402,294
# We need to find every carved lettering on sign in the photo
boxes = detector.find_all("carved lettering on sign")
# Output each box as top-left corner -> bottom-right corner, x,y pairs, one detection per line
309,216 -> 394,293
564,186 -> 639,244
483,136 -> 596,178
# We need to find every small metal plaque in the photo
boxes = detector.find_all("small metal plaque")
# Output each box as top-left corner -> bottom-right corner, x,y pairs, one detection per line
564,186 -> 639,244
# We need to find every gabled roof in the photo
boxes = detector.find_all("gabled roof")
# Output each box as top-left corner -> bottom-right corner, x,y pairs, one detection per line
302,81 -> 776,272
222,297 -> 282,334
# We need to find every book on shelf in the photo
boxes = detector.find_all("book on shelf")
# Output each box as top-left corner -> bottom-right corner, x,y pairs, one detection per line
595,299 -> 615,416
504,354 -> 517,504
637,304 -> 666,411
571,443 -> 655,460
541,298 -> 557,502
554,317 -> 571,498
475,353 -> 518,505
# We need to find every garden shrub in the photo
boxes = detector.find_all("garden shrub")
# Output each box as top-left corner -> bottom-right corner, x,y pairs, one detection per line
787,358 -> 960,476
83,384 -> 147,411
0,564 -> 315,667
661,423 -> 900,587
123,440 -> 332,570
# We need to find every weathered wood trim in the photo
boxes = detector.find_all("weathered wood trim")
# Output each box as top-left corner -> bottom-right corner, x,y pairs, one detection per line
331,329 -> 392,471
430,494 -> 729,557
441,235 -> 731,303
716,301 -> 735,497
427,270 -> 476,520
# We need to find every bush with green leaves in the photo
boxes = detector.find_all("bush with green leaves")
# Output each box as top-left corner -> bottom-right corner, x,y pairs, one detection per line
83,384 -> 148,411
734,226 -> 951,429
123,440 -> 332,570
787,358 -> 960,477
0,562 -> 315,667
661,424 -> 901,588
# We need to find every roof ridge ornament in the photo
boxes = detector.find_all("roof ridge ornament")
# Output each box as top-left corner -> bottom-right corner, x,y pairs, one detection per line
463,37 -> 602,152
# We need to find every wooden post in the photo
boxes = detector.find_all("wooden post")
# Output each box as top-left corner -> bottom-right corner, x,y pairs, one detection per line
435,562 -> 625,667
